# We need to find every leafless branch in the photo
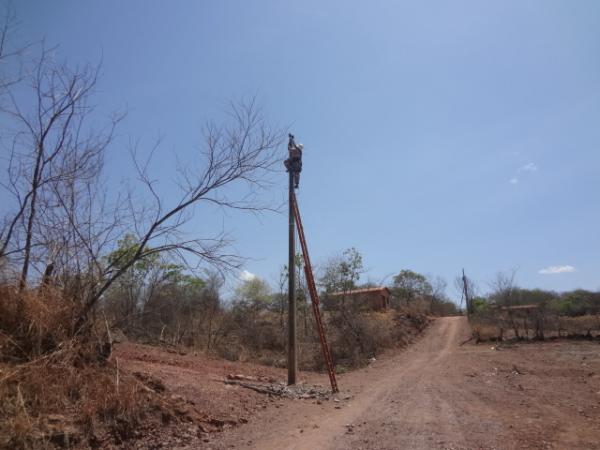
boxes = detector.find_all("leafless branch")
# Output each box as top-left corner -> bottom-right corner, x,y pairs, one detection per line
79,98 -> 283,322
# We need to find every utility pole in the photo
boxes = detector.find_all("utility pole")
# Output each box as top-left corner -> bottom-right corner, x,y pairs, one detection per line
286,134 -> 302,386
284,133 -> 338,392
287,167 -> 297,385
462,268 -> 471,315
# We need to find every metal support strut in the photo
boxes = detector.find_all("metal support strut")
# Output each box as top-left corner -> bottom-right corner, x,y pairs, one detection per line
291,191 -> 339,393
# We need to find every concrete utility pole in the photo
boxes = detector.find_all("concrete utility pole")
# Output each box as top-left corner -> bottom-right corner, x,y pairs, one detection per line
285,133 -> 302,386
287,167 -> 297,385
284,134 -> 338,392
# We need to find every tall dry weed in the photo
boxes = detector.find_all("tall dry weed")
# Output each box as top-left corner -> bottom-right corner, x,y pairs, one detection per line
0,284 -> 174,449
0,285 -> 78,362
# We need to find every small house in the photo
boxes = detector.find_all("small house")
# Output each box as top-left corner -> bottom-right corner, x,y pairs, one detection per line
327,287 -> 391,311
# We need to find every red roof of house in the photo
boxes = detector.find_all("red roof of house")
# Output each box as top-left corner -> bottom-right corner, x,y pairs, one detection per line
329,287 -> 390,297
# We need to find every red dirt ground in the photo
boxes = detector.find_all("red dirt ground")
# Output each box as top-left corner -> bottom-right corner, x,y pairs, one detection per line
112,317 -> 600,449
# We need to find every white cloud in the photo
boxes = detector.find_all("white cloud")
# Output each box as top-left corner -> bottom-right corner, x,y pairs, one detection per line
518,162 -> 538,173
239,270 -> 256,281
508,162 -> 537,186
538,265 -> 575,275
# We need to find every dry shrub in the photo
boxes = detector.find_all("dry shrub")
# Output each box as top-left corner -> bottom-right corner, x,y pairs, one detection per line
327,310 -> 429,369
212,306 -> 431,372
206,304 -> 430,372
0,285 -> 79,362
557,315 -> 600,338
471,323 -> 502,342
470,307 -> 600,342
296,342 -> 322,371
395,304 -> 430,333
400,297 -> 432,318
211,309 -> 286,363
0,361 -> 162,449
0,284 -> 182,449
0,345 -> 183,449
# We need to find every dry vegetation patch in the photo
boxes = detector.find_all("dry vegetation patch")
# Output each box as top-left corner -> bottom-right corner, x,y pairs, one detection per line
471,313 -> 600,342
0,287 -> 217,449
1,360 -> 149,449
0,283 -> 431,449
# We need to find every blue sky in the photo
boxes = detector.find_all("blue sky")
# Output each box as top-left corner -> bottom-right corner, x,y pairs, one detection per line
10,1 -> 600,298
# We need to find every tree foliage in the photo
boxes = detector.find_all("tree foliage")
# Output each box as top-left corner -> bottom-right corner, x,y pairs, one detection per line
234,277 -> 273,311
391,269 -> 432,306
319,247 -> 363,294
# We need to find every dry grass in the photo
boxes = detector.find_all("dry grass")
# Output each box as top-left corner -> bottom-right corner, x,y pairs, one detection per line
0,285 -> 80,363
470,312 -> 600,342
206,305 -> 430,373
327,309 -> 429,368
0,284 -> 188,449
471,323 -> 503,342
0,284 -> 431,448
556,315 -> 600,337
0,361 -> 150,449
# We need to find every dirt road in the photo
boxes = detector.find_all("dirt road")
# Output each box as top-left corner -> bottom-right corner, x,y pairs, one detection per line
214,316 -> 600,450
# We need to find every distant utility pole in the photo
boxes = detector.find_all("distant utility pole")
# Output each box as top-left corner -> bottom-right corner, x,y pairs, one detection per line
462,268 -> 471,315
285,134 -> 302,386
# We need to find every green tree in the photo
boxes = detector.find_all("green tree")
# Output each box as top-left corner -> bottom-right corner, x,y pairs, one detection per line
514,288 -> 556,307
471,296 -> 489,313
234,277 -> 273,311
552,289 -> 599,316
319,247 -> 364,294
391,269 -> 432,307
104,234 -> 187,333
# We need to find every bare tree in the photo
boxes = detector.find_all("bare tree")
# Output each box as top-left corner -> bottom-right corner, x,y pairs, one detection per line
0,44 -> 120,291
489,270 -> 518,306
202,270 -> 224,351
0,2 -> 26,93
0,12 -> 283,338
427,275 -> 447,314
78,98 -> 282,325
489,269 -> 520,338
276,265 -> 288,330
